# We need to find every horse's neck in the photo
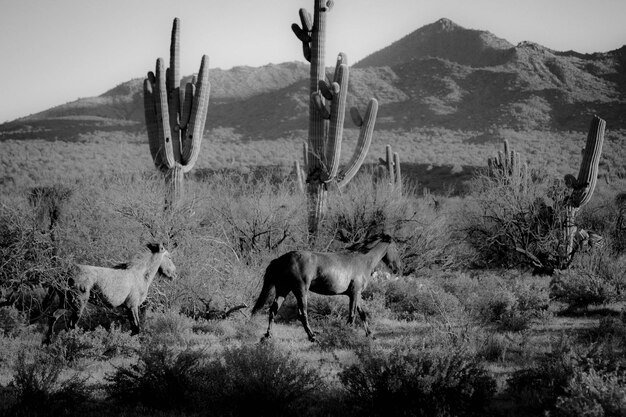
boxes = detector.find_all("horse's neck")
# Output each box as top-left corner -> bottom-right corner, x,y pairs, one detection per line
363,241 -> 390,271
135,253 -> 162,287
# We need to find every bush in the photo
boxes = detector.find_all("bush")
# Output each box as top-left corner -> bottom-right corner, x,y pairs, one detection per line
46,325 -> 138,365
202,341 -> 325,416
506,342 -> 578,414
0,306 -> 27,337
463,168 -> 571,272
314,316 -> 372,352
445,271 -> 550,331
383,278 -> 462,321
555,368 -> 626,417
9,350 -> 90,416
339,343 -> 496,417
142,309 -> 195,345
551,251 -> 626,310
106,342 -> 204,411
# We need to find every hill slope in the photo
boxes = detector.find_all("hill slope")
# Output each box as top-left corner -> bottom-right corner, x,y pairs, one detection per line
1,18 -> 625,141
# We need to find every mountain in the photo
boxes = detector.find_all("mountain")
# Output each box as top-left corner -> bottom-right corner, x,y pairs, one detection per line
1,18 -> 625,141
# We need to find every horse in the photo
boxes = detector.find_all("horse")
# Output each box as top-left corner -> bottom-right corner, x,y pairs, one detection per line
251,234 -> 402,342
42,243 -> 177,344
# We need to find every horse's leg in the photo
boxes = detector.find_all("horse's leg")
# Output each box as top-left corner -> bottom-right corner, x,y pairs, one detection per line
264,294 -> 286,339
67,290 -> 86,329
127,306 -> 141,335
356,304 -> 372,337
295,290 -> 316,342
43,289 -> 64,345
347,293 -> 358,325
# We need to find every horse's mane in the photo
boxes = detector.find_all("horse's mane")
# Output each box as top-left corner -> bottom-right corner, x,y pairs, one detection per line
112,244 -> 161,270
347,233 -> 393,253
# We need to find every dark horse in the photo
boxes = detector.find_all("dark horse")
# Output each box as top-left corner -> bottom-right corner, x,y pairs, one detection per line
41,243 -> 177,344
251,234 -> 402,341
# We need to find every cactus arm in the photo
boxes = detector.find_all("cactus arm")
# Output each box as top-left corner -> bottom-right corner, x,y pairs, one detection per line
291,24 -> 310,43
385,144 -> 393,176
143,77 -> 161,165
292,9 -> 313,62
393,152 -> 402,188
295,160 -> 305,193
312,92 -> 331,119
181,55 -> 210,173
154,58 -> 175,169
332,52 -> 347,82
167,18 -> 182,163
323,64 -> 348,181
307,0 -> 328,176
302,141 -> 309,173
569,115 -> 606,208
337,98 -> 378,189
180,83 -> 194,132
503,139 -> 510,173
561,115 -> 606,265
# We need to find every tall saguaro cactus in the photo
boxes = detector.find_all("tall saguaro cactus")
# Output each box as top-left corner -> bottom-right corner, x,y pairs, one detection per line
143,18 -> 211,207
562,115 -> 605,264
293,0 -> 379,235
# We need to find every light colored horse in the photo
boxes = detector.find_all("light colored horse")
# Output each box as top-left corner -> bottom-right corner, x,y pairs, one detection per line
252,234 -> 402,342
43,243 -> 177,343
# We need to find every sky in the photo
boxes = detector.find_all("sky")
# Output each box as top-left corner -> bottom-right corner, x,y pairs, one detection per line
1,0 -> 625,123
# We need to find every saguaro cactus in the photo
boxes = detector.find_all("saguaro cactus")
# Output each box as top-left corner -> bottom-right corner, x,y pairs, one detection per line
487,139 -> 529,193
378,145 -> 402,191
143,18 -> 211,207
487,139 -> 521,178
562,115 -> 605,264
293,0 -> 379,235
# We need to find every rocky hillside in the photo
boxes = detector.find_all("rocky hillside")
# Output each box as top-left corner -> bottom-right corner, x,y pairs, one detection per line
2,18 -> 625,141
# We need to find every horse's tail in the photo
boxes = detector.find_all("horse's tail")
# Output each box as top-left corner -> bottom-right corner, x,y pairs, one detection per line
251,262 -> 276,316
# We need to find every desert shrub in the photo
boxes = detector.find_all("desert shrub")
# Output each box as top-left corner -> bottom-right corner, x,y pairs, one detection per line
551,250 -> 626,310
494,281 -> 550,332
326,172 -> 407,243
398,198 -> 463,273
201,341 -> 325,416
46,325 -> 138,365
594,316 -> 626,348
444,271 -> 550,331
383,278 -> 462,321
340,343 -> 496,417
554,368 -> 626,417
106,342 -> 204,411
9,350 -> 90,416
141,309 -> 195,345
210,171 -> 305,263
506,341 -> 579,414
0,203 -> 76,317
477,332 -> 513,362
46,328 -> 106,366
314,316 -> 372,352
0,305 -> 27,337
463,167 -> 572,273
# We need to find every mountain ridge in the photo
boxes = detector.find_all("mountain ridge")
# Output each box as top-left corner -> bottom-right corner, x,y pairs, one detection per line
2,18 -> 625,140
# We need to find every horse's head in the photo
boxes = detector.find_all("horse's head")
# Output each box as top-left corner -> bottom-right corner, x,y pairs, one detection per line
152,243 -> 177,280
382,238 -> 403,275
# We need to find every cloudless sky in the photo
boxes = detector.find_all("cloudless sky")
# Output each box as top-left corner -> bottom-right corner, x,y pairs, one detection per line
1,0 -> 625,123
